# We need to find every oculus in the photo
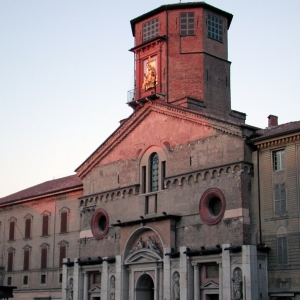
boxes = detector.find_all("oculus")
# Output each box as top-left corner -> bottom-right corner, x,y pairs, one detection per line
199,188 -> 225,225
91,208 -> 109,239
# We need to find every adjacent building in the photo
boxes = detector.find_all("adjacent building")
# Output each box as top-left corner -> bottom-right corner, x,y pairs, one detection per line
0,175 -> 82,300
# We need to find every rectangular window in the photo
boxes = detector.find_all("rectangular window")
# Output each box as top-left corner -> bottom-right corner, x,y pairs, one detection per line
9,221 -> 15,241
180,12 -> 195,35
208,14 -> 223,42
274,183 -> 286,215
25,218 -> 31,239
23,275 -> 28,285
278,237 -> 288,264
60,211 -> 68,233
7,277 -> 12,286
41,274 -> 46,284
59,245 -> 66,268
7,252 -> 13,272
142,166 -> 146,194
273,149 -> 285,171
23,249 -> 30,271
41,248 -> 47,269
143,18 -> 159,42
42,215 -> 49,236
162,161 -> 166,190
59,273 -> 63,283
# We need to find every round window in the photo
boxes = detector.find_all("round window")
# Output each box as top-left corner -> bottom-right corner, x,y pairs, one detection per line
199,188 -> 225,225
91,208 -> 109,239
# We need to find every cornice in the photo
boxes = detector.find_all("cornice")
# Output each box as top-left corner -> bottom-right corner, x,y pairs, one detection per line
0,187 -> 82,209
76,102 -> 244,179
254,132 -> 300,150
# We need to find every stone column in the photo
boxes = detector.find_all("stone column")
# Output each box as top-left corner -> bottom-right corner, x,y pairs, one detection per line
242,245 -> 258,300
158,263 -> 163,300
115,255 -> 122,300
101,260 -> 109,300
221,244 -> 231,300
163,247 -> 171,300
73,258 -> 80,300
62,258 -> 68,300
179,247 -> 188,300
193,263 -> 200,300
83,271 -> 89,300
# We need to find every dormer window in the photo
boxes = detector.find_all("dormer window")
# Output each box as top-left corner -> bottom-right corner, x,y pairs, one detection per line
180,12 -> 195,36
208,14 -> 223,42
143,18 -> 159,42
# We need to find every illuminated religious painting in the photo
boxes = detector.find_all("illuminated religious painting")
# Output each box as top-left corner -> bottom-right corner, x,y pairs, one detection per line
142,56 -> 157,91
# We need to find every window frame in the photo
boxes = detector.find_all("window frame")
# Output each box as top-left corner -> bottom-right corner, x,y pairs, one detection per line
23,247 -> 30,271
9,220 -> 15,241
277,236 -> 288,265
60,209 -> 69,234
40,245 -> 48,269
142,17 -> 159,42
24,217 -> 32,239
180,12 -> 195,36
7,250 -> 14,272
42,213 -> 49,236
273,149 -> 285,171
207,13 -> 223,42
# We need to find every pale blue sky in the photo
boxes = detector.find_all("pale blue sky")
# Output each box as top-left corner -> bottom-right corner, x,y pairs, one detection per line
1,1 -> 299,197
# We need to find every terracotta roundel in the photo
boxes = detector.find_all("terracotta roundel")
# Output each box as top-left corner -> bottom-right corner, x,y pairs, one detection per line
199,188 -> 226,225
91,208 -> 109,239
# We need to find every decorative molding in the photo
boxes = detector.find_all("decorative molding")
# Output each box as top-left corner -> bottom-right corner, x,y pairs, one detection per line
255,133 -> 300,149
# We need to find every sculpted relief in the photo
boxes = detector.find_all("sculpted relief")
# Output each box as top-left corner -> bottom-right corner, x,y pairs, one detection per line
129,236 -> 161,254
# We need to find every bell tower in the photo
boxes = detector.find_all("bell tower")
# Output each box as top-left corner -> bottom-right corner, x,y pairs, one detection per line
128,2 -> 246,123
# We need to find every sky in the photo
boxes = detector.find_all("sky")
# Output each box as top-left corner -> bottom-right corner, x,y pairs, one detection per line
1,0 -> 299,197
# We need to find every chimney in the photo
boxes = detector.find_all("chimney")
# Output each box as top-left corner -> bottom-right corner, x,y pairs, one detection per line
268,115 -> 278,127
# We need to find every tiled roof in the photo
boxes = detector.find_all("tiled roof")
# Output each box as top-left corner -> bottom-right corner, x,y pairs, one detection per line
0,175 -> 82,205
252,120 -> 300,142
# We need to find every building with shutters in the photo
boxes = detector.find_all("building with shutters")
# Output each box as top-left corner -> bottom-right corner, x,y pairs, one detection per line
0,175 -> 82,300
251,116 -> 300,300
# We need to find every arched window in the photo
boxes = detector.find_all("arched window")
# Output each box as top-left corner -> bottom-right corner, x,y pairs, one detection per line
40,244 -> 48,269
150,153 -> 159,192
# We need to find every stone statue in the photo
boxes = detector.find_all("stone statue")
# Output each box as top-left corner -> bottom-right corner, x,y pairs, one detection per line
173,272 -> 180,300
146,236 -> 160,253
68,278 -> 73,300
110,276 -> 115,300
232,268 -> 243,300
142,58 -> 157,91
130,237 -> 144,253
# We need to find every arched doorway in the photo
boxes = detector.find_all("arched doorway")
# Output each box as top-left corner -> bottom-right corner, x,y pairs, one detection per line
135,274 -> 154,300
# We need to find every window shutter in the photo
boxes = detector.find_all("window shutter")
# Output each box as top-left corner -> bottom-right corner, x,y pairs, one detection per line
60,212 -> 68,233
7,252 -> 13,271
23,249 -> 29,270
25,219 -> 31,239
280,184 -> 286,213
59,245 -> 66,267
274,184 -> 280,215
41,247 -> 47,269
282,237 -> 288,264
9,222 -> 15,241
42,215 -> 49,236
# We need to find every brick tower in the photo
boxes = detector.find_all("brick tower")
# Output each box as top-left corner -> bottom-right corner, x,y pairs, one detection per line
128,3 -> 245,122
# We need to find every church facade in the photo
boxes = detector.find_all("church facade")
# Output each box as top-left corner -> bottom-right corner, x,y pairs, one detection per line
62,3 -> 267,300
1,2 -> 300,300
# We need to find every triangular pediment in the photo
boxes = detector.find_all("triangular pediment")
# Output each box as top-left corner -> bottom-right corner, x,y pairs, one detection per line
89,285 -> 101,293
125,249 -> 162,265
76,102 -> 244,178
201,280 -> 219,289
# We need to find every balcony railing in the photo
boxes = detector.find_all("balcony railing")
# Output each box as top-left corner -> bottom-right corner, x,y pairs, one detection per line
127,82 -> 164,103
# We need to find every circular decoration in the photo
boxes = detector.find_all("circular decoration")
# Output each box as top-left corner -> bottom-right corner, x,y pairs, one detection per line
199,188 -> 225,225
91,208 -> 109,239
